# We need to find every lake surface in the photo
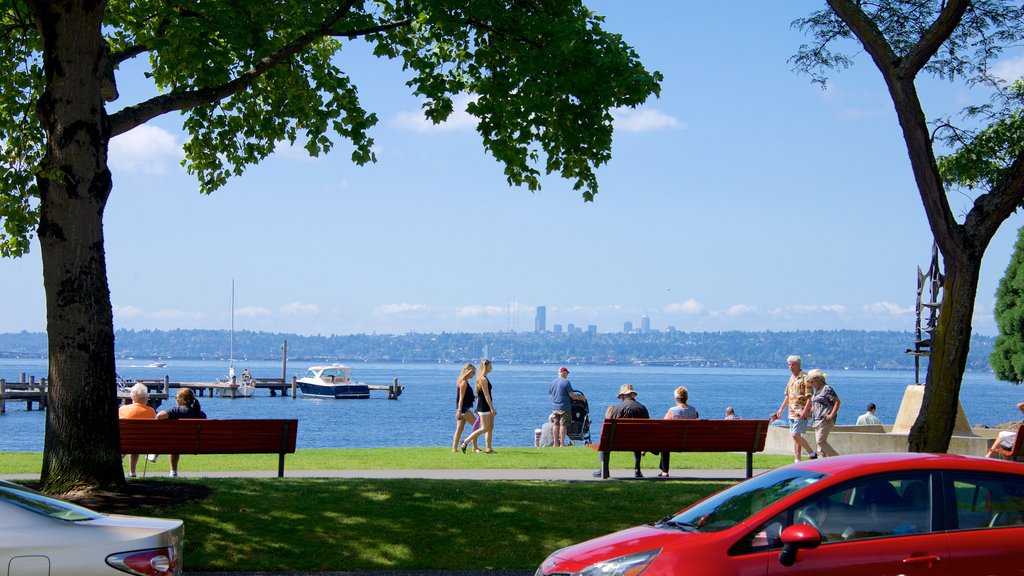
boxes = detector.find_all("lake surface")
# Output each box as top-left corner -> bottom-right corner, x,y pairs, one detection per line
0,358 -> 1019,452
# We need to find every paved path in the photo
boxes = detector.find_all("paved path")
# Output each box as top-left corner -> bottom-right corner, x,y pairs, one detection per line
1,468 -> 765,481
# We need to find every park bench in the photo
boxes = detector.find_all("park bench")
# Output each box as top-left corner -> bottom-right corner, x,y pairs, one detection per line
119,418 -> 298,477
989,423 -> 1024,462
589,418 -> 770,479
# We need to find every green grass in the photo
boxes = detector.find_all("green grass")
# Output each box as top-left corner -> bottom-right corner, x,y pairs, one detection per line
0,447 -> 793,475
134,477 -> 733,571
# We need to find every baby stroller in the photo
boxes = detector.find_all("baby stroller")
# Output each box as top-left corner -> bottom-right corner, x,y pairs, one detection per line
566,391 -> 592,445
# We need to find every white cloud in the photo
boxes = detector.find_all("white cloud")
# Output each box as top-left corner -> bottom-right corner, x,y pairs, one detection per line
375,303 -> 430,315
280,302 -> 319,315
236,306 -> 272,318
992,55 -> 1024,84
391,94 -> 478,133
727,304 -> 757,316
664,299 -> 702,314
113,304 -> 143,318
109,125 -> 182,174
455,305 -> 505,317
612,107 -> 684,132
863,301 -> 915,315
789,304 -> 847,314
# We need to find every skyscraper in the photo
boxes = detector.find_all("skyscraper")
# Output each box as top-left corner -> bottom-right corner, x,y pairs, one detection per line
535,305 -> 547,333
641,315 -> 651,334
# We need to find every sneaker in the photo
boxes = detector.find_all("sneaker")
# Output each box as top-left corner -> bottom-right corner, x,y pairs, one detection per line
146,454 -> 159,463
128,473 -> 137,479
808,452 -> 818,460
168,471 -> 178,478
592,470 -> 603,477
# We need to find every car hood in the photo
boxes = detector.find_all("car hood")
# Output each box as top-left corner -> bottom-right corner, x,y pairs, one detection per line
546,524 -> 697,570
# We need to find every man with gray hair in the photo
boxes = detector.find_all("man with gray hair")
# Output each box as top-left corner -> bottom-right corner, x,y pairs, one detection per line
775,355 -> 816,463
118,383 -> 156,478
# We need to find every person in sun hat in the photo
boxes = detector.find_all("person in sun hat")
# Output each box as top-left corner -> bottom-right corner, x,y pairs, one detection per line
549,366 -> 584,447
605,384 -> 650,478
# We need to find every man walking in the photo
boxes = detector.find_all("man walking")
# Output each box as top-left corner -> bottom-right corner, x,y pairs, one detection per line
775,355 -> 816,463
549,366 -> 584,446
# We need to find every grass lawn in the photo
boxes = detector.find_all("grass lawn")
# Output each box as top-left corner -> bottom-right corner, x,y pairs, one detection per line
130,477 -> 734,571
0,448 -> 788,571
0,446 -> 793,474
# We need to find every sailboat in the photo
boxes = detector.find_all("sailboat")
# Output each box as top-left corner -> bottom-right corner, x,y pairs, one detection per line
217,280 -> 255,398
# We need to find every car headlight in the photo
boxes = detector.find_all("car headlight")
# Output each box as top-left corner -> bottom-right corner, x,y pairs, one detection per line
574,549 -> 661,576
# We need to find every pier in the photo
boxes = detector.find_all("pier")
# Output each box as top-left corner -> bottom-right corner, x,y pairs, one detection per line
132,375 -> 404,400
0,375 -> 47,413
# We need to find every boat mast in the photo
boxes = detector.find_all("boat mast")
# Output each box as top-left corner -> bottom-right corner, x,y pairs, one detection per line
229,279 -> 235,379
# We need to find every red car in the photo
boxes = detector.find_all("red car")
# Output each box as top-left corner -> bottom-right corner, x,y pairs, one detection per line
536,453 -> 1024,575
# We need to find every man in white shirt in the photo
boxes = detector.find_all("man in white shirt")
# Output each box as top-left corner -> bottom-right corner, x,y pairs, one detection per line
856,403 -> 883,426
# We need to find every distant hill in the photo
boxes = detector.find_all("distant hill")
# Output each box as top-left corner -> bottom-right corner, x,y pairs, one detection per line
0,328 -> 995,371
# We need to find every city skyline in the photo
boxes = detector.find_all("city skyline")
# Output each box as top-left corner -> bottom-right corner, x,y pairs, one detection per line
3,1 -> 1024,337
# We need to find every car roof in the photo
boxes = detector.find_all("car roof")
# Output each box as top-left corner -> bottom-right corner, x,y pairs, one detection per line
788,452 -> 1024,476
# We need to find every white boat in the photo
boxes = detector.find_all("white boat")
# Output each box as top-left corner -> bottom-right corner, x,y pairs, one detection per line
216,280 -> 255,398
297,365 -> 370,399
147,361 -> 167,368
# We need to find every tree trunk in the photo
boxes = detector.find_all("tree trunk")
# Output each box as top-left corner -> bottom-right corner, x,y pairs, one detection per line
30,0 -> 124,492
908,255 -> 979,453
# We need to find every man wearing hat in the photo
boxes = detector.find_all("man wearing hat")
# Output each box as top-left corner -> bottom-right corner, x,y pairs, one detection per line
608,384 -> 650,478
549,366 -> 585,447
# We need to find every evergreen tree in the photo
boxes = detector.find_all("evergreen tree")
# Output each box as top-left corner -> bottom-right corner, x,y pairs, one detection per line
991,227 -> 1024,383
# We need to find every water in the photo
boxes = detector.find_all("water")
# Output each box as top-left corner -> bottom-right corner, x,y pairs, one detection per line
0,358 -> 1019,452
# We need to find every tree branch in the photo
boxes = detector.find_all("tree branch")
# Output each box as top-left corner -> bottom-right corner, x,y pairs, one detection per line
901,0 -> 970,78
108,0 -> 361,136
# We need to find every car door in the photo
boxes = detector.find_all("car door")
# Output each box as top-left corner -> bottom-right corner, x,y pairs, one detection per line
941,471 -> 1024,575
761,472 -> 950,576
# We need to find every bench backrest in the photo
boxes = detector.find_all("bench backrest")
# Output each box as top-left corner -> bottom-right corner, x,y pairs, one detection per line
595,418 -> 769,453
119,418 -> 298,454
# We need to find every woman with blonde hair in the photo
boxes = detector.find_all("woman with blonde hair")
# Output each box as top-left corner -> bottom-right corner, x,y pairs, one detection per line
461,359 -> 497,453
807,369 -> 840,458
658,386 -> 699,477
452,363 -> 480,453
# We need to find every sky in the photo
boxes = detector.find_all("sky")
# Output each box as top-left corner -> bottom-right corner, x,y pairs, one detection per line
4,1 -> 1024,337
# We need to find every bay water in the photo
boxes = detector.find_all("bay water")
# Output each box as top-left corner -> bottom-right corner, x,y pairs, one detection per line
1,358 -> 1019,452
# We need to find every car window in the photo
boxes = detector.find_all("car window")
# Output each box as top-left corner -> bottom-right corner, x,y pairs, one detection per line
789,473 -> 932,543
0,482 -> 103,521
948,472 -> 1024,530
659,468 -> 825,534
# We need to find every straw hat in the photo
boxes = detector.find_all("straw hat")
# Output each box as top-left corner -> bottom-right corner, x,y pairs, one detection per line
616,384 -> 638,399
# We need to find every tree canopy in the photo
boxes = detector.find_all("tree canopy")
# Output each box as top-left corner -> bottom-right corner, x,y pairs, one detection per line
0,0 -> 661,491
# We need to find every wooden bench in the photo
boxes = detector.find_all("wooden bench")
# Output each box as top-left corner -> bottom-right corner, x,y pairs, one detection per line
989,423 -> 1024,462
119,418 -> 298,477
589,418 -> 769,479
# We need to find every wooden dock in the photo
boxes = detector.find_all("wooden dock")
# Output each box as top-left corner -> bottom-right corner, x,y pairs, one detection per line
0,375 -> 47,413
132,376 -> 404,400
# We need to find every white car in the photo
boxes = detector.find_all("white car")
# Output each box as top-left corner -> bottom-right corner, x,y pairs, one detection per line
0,479 -> 184,576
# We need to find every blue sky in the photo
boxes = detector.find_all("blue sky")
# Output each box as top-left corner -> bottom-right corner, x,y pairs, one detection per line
4,1 -> 1024,337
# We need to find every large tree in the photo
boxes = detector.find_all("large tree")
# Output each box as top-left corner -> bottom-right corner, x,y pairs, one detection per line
0,0 -> 661,491
793,0 -> 1024,452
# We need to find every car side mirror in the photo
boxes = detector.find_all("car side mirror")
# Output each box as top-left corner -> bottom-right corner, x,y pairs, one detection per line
778,524 -> 822,567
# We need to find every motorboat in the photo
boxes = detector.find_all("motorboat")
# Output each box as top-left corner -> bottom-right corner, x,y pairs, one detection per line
147,361 -> 167,368
297,364 -> 370,399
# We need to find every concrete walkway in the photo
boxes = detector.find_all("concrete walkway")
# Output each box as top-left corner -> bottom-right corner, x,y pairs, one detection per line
1,468 -> 766,482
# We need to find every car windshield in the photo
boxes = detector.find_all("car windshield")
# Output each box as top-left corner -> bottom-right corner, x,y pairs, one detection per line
0,481 -> 104,522
657,468 -> 826,533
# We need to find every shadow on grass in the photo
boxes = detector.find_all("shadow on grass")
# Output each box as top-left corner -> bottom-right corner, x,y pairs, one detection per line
123,478 -> 731,571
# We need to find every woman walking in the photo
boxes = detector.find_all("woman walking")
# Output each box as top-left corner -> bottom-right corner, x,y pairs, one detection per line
461,359 -> 496,453
659,386 -> 699,477
807,369 -> 841,458
452,363 -> 480,453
